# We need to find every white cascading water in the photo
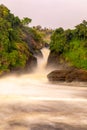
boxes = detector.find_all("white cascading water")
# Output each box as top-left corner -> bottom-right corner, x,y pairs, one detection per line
33,48 -> 52,82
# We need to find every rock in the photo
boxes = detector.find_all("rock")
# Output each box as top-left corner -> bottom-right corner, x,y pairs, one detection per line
66,69 -> 87,82
47,51 -> 68,69
47,52 -> 60,68
34,50 -> 43,58
47,69 -> 87,82
44,42 -> 49,48
25,55 -> 37,72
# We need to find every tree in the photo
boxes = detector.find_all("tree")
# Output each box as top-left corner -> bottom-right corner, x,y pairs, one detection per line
55,27 -> 64,34
22,17 -> 32,26
83,20 -> 87,27
0,4 -> 10,18
75,20 -> 87,40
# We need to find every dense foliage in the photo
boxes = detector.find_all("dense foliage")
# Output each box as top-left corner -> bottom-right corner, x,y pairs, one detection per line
50,20 -> 87,69
33,26 -> 53,44
0,4 -> 43,74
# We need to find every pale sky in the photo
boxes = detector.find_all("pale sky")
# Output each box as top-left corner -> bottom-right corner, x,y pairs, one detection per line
0,0 -> 87,29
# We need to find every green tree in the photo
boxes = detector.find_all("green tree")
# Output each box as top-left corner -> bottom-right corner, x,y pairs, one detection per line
75,20 -> 87,40
22,17 -> 32,26
50,20 -> 87,69
0,4 -> 10,18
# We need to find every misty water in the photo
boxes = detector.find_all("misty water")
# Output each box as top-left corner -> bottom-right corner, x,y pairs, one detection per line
0,48 -> 87,130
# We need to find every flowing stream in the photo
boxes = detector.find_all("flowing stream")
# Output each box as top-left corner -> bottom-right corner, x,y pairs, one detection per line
0,48 -> 87,130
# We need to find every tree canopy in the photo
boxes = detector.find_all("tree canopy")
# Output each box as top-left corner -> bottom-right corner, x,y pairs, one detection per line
22,17 -> 32,26
0,4 -> 43,74
50,20 -> 87,69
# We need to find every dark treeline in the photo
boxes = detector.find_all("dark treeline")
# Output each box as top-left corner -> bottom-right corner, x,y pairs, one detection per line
50,20 -> 87,69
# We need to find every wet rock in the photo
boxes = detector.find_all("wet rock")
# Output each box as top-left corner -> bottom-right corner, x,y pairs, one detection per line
26,56 -> 37,71
47,52 -> 60,68
47,69 -> 87,82
34,50 -> 43,58
47,51 -> 68,69
44,42 -> 49,48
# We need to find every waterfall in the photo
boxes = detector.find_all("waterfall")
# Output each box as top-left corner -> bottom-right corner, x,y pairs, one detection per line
34,48 -> 50,73
0,48 -> 52,96
28,47 -> 52,83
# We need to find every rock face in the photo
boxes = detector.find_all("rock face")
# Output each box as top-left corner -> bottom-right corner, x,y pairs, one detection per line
22,28 -> 44,55
25,55 -> 37,72
47,69 -> 87,82
47,52 -> 60,68
47,51 -> 68,69
34,50 -> 43,58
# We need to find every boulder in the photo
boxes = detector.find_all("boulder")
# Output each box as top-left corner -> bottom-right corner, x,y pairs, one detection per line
34,50 -> 43,58
47,69 -> 87,82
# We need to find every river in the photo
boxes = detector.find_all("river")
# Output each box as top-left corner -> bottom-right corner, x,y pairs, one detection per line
0,48 -> 87,130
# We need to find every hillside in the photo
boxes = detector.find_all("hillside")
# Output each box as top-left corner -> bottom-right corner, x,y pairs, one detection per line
0,4 -> 44,75
47,21 -> 87,82
48,20 -> 87,70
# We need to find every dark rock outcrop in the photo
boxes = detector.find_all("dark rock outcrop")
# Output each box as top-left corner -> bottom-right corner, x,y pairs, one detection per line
44,42 -> 49,48
21,27 -> 44,54
25,55 -> 37,72
34,50 -> 43,58
47,52 -> 60,68
47,68 -> 87,82
47,51 -> 68,69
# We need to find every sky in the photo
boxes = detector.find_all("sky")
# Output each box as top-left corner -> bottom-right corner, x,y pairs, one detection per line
0,0 -> 87,29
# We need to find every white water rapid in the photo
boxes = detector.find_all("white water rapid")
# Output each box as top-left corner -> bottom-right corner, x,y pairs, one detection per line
0,48 -> 87,130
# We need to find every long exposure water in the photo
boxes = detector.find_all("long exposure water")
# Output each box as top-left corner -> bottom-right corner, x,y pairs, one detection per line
0,48 -> 87,130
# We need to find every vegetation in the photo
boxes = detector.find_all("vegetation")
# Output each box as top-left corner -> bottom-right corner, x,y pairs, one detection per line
33,25 -> 53,44
22,17 -> 32,26
0,4 -> 44,74
50,20 -> 87,70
